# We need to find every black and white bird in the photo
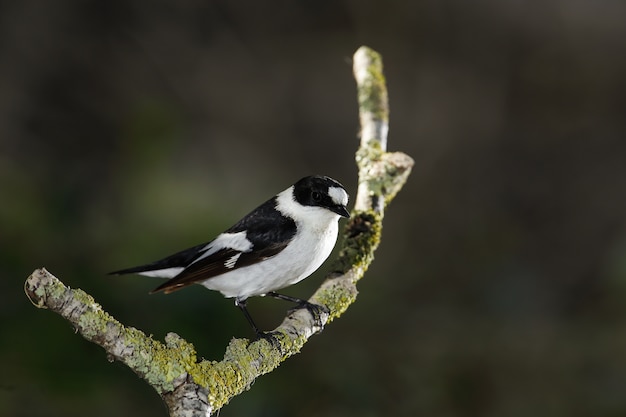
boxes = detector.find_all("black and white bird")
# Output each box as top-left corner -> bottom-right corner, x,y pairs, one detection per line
110,175 -> 350,336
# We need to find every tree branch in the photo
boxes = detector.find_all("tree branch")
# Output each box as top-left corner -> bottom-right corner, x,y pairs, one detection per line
24,46 -> 414,416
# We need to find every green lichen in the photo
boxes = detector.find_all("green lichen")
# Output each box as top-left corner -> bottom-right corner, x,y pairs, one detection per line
381,153 -> 414,204
120,328 -> 199,393
46,277 -> 69,302
57,283 -> 199,393
332,211 -> 382,274
73,290 -> 111,339
314,282 -> 357,322
356,49 -> 389,122
187,337 -> 286,409
313,210 -> 383,322
356,144 -> 383,169
33,283 -> 49,301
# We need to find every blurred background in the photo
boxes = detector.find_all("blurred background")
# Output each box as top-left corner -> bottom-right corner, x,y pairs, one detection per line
2,1 -> 626,416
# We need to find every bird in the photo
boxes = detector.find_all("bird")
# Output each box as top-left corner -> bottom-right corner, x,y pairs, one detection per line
110,175 -> 350,337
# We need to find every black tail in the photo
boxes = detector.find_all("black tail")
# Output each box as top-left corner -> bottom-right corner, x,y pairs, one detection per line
108,242 -> 209,276
108,264 -> 160,276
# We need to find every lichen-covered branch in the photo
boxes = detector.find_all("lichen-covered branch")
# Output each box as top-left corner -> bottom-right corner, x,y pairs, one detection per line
24,46 -> 414,417
352,46 -> 413,214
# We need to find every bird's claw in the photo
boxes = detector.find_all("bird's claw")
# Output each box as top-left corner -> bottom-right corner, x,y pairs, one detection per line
255,330 -> 283,350
289,301 -> 330,329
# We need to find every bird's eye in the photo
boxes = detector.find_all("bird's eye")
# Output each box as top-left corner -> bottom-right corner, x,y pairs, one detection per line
311,191 -> 322,202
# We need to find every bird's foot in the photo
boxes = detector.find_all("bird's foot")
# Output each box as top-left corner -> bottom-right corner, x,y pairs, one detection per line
265,292 -> 329,331
289,301 -> 330,330
254,330 -> 283,351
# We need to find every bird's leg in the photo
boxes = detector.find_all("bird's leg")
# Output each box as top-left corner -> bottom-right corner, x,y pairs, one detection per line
234,297 -> 262,336
235,298 -> 281,347
266,292 -> 329,328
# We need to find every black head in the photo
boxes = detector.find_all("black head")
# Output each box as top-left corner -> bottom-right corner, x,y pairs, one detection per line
293,175 -> 350,218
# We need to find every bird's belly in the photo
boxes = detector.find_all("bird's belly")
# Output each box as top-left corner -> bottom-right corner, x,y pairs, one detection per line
201,222 -> 338,299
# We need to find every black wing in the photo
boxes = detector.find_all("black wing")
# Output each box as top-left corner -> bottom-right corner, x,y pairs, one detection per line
151,197 -> 297,294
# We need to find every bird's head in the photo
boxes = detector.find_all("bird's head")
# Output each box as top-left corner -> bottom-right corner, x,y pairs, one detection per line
292,175 -> 350,219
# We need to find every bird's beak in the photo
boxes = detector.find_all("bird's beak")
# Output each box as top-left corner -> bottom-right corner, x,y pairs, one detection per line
333,205 -> 350,218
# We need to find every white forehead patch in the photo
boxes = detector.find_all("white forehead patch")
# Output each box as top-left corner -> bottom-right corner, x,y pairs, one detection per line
328,186 -> 348,206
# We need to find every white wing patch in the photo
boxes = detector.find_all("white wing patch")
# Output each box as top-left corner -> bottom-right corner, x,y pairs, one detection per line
192,231 -> 253,266
328,186 -> 348,206
216,231 -> 254,251
224,252 -> 242,269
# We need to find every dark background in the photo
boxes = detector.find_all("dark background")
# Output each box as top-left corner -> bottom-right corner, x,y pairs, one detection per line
2,1 -> 626,416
